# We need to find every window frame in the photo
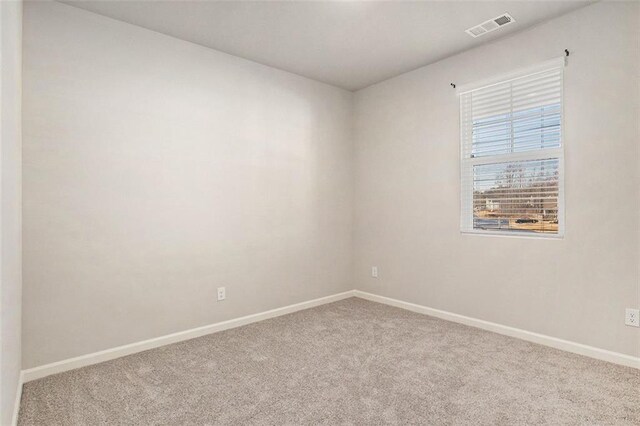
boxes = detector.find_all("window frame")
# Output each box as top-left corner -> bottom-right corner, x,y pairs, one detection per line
458,58 -> 566,239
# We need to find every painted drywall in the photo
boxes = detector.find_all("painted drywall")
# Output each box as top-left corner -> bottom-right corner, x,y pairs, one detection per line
1,0 -> 23,423
353,1 -> 640,357
22,1 -> 353,368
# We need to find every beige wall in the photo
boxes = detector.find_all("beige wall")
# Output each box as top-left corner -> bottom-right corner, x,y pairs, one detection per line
353,1 -> 640,357
1,0 -> 23,423
22,2 -> 353,368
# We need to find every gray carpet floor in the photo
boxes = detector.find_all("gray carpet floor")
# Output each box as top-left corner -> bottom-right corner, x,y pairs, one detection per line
19,298 -> 640,425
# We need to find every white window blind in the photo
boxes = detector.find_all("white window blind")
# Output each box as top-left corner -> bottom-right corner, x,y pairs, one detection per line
459,59 -> 565,237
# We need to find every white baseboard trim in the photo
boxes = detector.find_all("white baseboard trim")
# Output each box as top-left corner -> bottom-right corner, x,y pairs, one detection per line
20,288 -> 638,385
354,290 -> 640,370
22,290 -> 356,383
11,371 -> 24,426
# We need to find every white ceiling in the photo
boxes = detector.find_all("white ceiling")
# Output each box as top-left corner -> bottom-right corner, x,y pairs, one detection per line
61,1 -> 594,91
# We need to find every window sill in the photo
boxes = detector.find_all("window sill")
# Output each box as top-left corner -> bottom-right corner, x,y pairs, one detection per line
461,230 -> 564,240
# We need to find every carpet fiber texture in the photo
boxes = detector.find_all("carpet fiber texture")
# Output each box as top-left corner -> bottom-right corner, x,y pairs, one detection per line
19,298 -> 640,425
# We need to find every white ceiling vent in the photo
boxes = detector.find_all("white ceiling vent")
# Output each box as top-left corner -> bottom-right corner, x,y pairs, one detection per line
465,13 -> 515,38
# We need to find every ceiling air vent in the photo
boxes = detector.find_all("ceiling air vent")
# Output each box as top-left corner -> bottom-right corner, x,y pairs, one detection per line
465,13 -> 515,38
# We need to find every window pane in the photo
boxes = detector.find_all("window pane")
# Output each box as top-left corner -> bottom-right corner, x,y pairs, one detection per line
472,103 -> 561,158
473,158 -> 559,234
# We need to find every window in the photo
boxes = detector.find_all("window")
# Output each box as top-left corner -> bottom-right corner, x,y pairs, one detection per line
459,58 -> 565,237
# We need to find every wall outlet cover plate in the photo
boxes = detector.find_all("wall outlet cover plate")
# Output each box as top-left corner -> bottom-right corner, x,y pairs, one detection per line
625,308 -> 639,327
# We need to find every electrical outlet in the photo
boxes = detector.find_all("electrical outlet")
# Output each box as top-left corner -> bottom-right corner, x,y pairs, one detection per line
625,308 -> 639,327
217,287 -> 226,301
371,266 -> 378,278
